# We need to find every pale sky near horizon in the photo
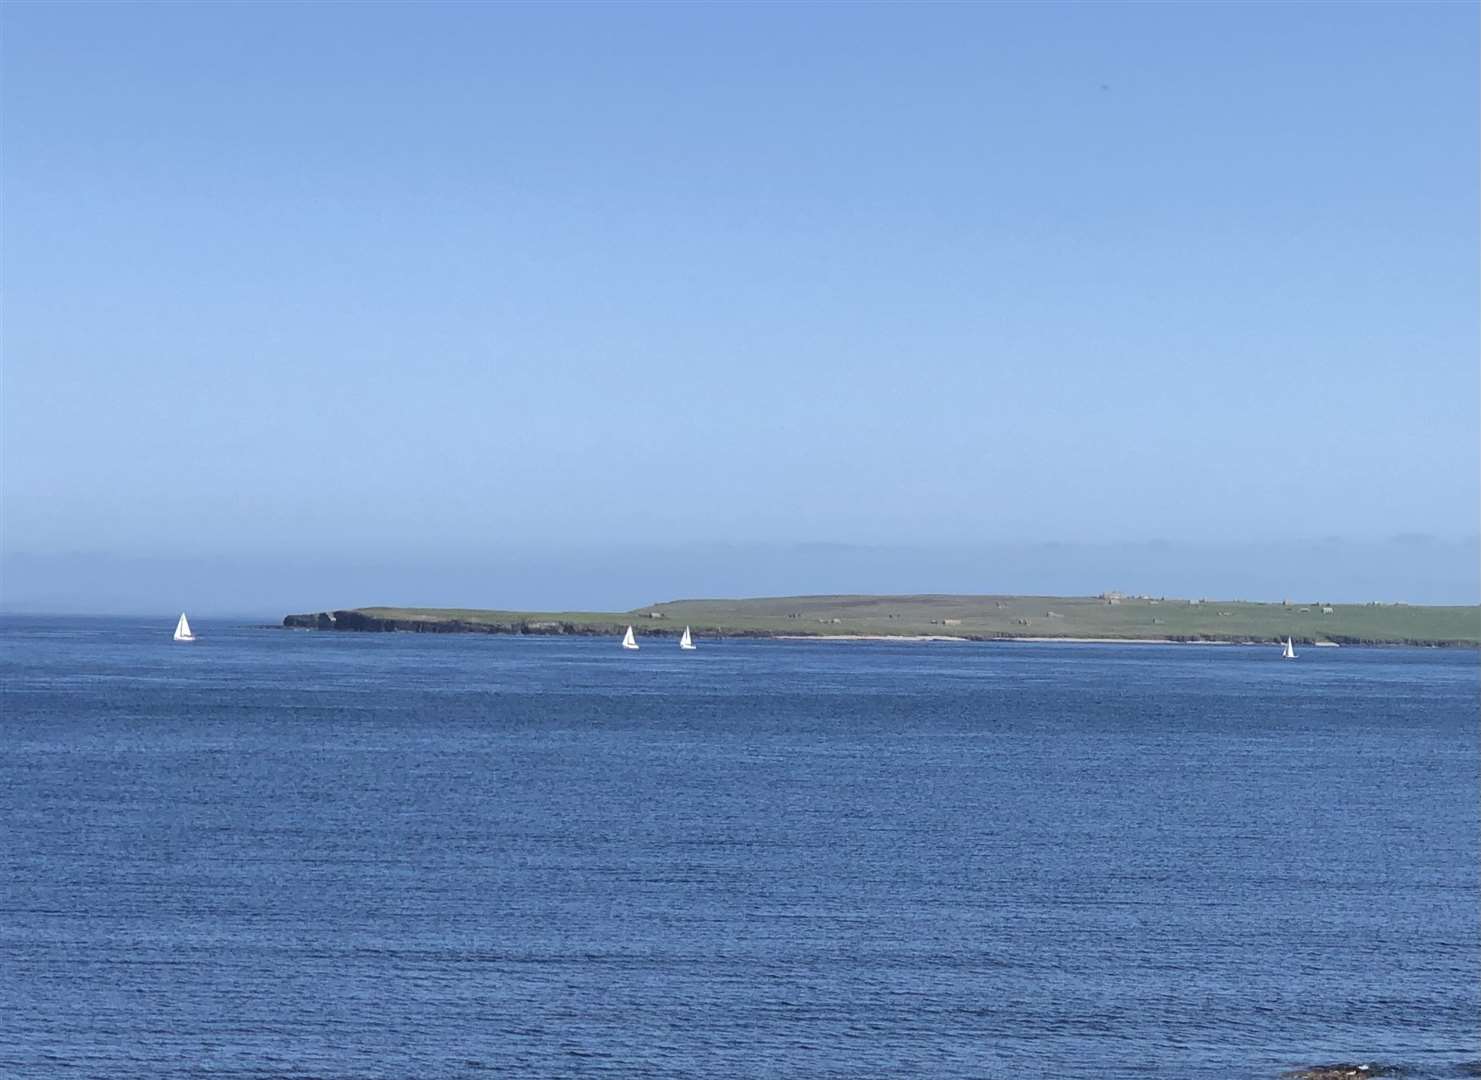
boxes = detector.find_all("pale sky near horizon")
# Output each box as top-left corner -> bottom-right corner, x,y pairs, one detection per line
3,1 -> 1478,611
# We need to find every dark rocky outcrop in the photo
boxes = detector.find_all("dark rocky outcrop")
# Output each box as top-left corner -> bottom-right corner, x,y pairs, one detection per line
1281,1065 -> 1403,1080
283,611 -> 634,637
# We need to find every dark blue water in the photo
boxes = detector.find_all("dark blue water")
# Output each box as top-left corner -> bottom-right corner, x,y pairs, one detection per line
2,616 -> 1476,1079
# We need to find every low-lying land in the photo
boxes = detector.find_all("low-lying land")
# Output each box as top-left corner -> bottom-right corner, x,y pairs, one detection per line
283,594 -> 1481,646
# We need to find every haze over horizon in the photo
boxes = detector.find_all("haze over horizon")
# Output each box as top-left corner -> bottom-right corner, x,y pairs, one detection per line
3,2 -> 1477,613
5,535 -> 1478,619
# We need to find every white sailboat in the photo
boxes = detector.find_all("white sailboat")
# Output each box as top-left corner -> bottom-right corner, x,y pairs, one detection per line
173,612 -> 196,643
621,625 -> 639,650
1281,637 -> 1296,660
679,626 -> 696,651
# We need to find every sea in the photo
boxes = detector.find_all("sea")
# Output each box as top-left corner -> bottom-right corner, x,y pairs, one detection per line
2,615 -> 1476,1080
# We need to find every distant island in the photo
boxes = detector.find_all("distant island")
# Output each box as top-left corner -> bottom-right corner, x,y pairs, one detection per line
283,594 -> 1481,647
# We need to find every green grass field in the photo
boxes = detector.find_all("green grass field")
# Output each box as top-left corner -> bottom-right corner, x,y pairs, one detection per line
314,594 -> 1481,645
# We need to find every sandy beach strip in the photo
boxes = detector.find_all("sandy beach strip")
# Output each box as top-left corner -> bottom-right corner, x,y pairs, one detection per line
1005,636 -> 1243,644
776,634 -> 1252,645
776,634 -> 971,642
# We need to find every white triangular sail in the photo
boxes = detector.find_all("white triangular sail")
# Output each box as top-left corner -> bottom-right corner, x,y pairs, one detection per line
173,612 -> 195,642
1282,637 -> 1296,659
679,626 -> 695,650
621,625 -> 639,650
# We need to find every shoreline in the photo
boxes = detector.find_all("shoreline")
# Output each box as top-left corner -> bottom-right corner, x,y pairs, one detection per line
777,634 -> 971,642
781,634 -> 1233,644
281,600 -> 1480,648
275,623 -> 1435,648
783,634 -> 1297,645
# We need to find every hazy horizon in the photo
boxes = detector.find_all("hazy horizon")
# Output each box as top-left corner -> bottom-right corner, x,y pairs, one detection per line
3,534 -> 1476,619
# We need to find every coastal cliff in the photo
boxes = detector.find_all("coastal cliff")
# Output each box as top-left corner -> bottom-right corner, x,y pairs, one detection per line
281,596 -> 1481,647
283,610 -> 644,636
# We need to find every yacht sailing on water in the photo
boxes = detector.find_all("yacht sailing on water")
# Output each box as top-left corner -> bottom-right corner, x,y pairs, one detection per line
679,626 -> 696,650
621,626 -> 639,650
173,613 -> 196,642
1281,637 -> 1296,660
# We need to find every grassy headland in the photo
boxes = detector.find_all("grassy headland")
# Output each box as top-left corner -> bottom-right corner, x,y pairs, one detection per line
284,594 -> 1481,646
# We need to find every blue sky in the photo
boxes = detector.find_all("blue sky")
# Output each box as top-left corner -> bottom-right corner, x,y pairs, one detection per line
3,1 -> 1477,612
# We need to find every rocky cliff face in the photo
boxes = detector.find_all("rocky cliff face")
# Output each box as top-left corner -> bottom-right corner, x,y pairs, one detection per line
281,611 -> 623,635
282,610 -> 392,631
